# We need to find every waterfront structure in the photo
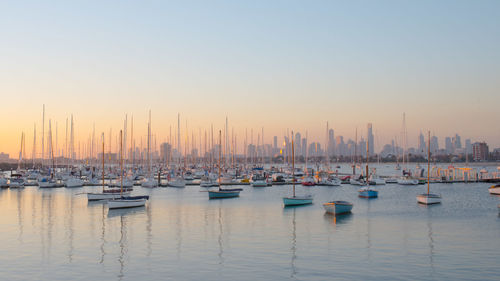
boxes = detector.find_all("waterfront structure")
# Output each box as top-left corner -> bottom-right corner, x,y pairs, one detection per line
472,142 -> 489,161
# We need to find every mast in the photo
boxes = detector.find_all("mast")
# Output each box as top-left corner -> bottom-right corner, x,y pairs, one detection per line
102,133 -> 105,193
292,131 -> 295,197
218,130 -> 221,190
427,131 -> 430,195
32,124 -> 36,168
120,130 -> 123,196
366,134 -> 369,183
42,104 -> 45,167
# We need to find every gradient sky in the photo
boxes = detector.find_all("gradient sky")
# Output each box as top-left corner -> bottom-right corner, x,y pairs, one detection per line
1,0 -> 499,157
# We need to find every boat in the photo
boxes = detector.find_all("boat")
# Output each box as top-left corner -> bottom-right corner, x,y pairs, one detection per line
397,176 -> 419,185
283,195 -> 313,206
318,177 -> 341,186
323,201 -> 353,215
283,131 -> 313,207
108,195 -> 149,209
168,176 -> 186,188
358,136 -> 378,199
38,176 -> 60,188
385,177 -> 398,184
65,177 -> 84,188
349,178 -> 364,186
141,177 -> 159,188
108,130 -> 149,209
417,131 -> 441,205
208,130 -> 240,199
200,175 -> 219,187
251,174 -> 268,187
301,176 -> 316,186
488,184 -> 500,195
358,187 -> 378,198
0,177 -> 8,188
8,174 -> 25,188
369,174 -> 386,185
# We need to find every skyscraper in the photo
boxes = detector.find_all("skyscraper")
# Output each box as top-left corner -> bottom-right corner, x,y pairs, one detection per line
367,123 -> 374,156
418,132 -> 426,155
328,129 -> 335,157
445,137 -> 453,154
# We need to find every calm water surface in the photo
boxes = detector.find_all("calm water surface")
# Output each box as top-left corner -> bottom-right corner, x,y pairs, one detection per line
1,165 -> 499,280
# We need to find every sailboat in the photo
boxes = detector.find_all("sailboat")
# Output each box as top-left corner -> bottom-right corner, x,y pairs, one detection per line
358,132 -> 378,198
108,130 -> 149,209
141,111 -> 158,188
208,130 -> 241,199
283,131 -> 313,206
417,131 -> 441,205
87,133 -> 131,201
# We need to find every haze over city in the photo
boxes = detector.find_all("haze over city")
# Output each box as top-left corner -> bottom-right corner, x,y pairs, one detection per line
1,0 -> 499,157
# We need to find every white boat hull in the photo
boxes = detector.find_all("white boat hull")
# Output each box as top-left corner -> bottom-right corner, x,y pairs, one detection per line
108,198 -> 147,209
417,193 -> 441,205
398,178 -> 419,185
488,186 -> 500,195
87,192 -> 131,201
251,180 -> 268,187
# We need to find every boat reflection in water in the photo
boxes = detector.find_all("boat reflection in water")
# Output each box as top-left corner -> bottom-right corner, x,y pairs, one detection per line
323,212 -> 353,226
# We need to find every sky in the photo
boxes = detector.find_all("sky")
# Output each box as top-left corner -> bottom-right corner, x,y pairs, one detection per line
0,0 -> 499,157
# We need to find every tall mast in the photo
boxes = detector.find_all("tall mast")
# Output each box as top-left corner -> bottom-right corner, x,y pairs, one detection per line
102,133 -> 105,193
42,104 -> 45,166
292,131 -> 295,197
120,130 -> 123,196
366,132 -> 369,182
427,131 -> 430,195
131,115 -> 134,165
218,130 -> 221,189
177,113 -> 181,163
32,124 -> 36,168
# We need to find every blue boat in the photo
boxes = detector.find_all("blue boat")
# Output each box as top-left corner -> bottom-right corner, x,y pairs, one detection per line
208,189 -> 240,199
358,188 -> 378,198
283,134 -> 313,207
283,195 -> 313,206
323,201 -> 353,214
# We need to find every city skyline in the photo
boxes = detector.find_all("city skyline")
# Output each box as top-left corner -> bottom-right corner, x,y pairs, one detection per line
1,1 -> 499,156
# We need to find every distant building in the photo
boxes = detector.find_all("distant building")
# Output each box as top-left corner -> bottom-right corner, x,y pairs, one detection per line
472,142 -> 489,161
0,152 -> 9,162
336,136 -> 345,156
465,139 -> 472,154
452,134 -> 462,152
417,132 -> 426,155
160,142 -> 172,163
445,137 -> 453,154
367,123 -> 374,156
328,129 -> 335,157
430,135 -> 439,154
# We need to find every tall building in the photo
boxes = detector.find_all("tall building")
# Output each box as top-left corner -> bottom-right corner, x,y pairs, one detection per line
445,137 -> 453,154
295,132 -> 301,157
328,129 -> 335,157
273,136 -> 277,150
452,134 -> 462,152
359,137 -> 367,157
418,132 -> 426,155
465,139 -> 472,154
160,142 -> 172,163
430,135 -> 439,154
301,138 -> 307,157
472,142 -> 489,161
367,123 -> 374,156
336,136 -> 345,156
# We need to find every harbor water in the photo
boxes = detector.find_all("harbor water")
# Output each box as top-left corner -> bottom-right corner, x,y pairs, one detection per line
0,165 -> 499,280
